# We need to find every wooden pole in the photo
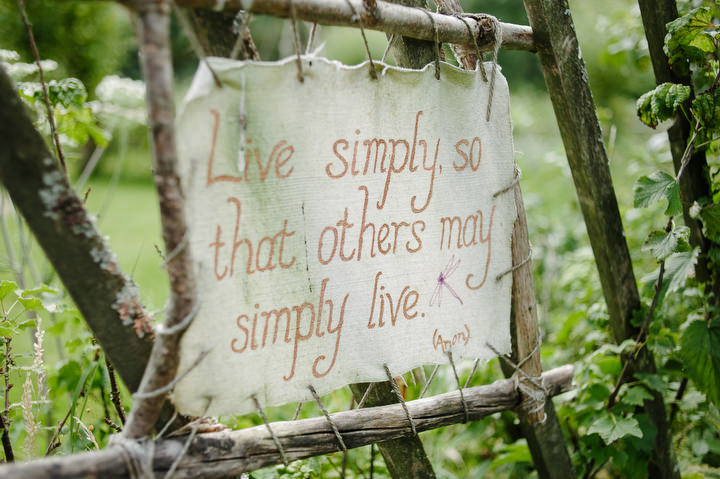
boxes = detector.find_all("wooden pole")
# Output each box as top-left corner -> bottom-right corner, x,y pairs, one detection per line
521,0 -> 679,476
0,366 -> 573,479
121,0 -> 199,439
500,182 -> 576,478
170,0 -> 535,52
347,9 -> 437,476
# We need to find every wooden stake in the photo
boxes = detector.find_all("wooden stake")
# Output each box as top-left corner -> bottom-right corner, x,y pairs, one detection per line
522,0 -> 679,476
171,0 -> 535,53
122,0 -> 199,439
1,366 -> 573,479
500,181 -> 576,478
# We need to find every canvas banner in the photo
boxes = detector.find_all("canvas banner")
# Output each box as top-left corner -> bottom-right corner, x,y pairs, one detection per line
173,57 -> 517,416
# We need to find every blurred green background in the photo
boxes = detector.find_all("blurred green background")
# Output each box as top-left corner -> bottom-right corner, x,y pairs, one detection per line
2,0 -> 715,477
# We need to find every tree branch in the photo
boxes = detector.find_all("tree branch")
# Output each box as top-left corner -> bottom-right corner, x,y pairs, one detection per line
167,0 -> 536,53
522,0 -> 679,477
0,366 -> 573,479
121,0 -> 198,439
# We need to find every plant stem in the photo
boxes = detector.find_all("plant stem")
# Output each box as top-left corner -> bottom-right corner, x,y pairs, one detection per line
0,338 -> 13,463
15,0 -> 66,173
105,357 -> 126,425
0,412 -> 14,462
607,221 -> 669,410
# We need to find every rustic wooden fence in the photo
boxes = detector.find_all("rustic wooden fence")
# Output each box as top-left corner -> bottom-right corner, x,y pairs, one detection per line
0,0 -> 682,477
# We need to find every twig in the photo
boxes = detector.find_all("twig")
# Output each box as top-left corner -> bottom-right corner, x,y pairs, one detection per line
669,376 -> 688,424
587,457 -> 609,479
103,416 -> 122,433
15,0 -> 66,172
172,0 -> 536,53
163,400 -> 210,479
3,338 -> 13,433
676,118 -> 701,184
45,367 -> 92,456
121,0 -> 199,440
607,219 -> 670,409
231,11 -> 261,60
0,391 -> 13,462
581,457 -> 595,479
106,357 -> 126,425
369,443 -> 375,479
171,2 -> 222,88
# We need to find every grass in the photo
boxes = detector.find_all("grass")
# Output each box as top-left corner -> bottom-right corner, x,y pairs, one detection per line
82,177 -> 168,313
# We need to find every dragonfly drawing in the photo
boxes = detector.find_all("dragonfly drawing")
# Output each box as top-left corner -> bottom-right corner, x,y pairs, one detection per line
429,255 -> 464,307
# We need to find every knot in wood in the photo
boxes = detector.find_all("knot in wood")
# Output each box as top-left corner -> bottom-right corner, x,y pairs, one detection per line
463,13 -> 499,52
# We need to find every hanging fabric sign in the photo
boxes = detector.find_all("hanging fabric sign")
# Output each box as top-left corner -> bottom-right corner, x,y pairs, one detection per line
173,57 -> 517,416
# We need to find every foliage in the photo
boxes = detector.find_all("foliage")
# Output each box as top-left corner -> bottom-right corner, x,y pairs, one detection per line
680,318 -> 720,407
636,83 -> 692,128
0,279 -> 128,460
0,0 -> 136,90
1,49 -> 108,160
617,1 -> 720,477
634,0 -> 720,411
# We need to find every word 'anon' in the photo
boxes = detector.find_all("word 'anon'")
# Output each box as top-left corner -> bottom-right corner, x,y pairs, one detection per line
230,278 -> 348,381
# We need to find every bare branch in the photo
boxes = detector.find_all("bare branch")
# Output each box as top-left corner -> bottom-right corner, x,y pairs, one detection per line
169,0 -> 535,52
121,0 -> 198,439
16,0 -> 66,172
0,365 -> 573,479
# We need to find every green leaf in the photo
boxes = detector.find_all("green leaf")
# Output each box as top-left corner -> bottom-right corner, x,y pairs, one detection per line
588,412 -> 643,445
664,248 -> 699,292
664,7 -> 718,75
700,203 -> 720,242
17,296 -> 43,312
0,324 -> 17,337
21,285 -> 58,296
692,88 -> 720,146
642,226 -> 690,260
634,373 -> 667,394
621,386 -> 653,407
633,171 -> 681,216
0,281 -> 18,301
680,319 -> 720,408
637,83 -> 692,128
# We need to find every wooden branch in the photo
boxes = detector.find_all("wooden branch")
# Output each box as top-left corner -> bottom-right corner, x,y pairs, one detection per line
343,3 -> 437,475
0,365 -> 573,479
349,381 -> 436,478
0,66 -> 154,396
521,0 -> 679,477
121,0 -> 199,439
169,0 -> 535,53
498,181 -> 576,478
